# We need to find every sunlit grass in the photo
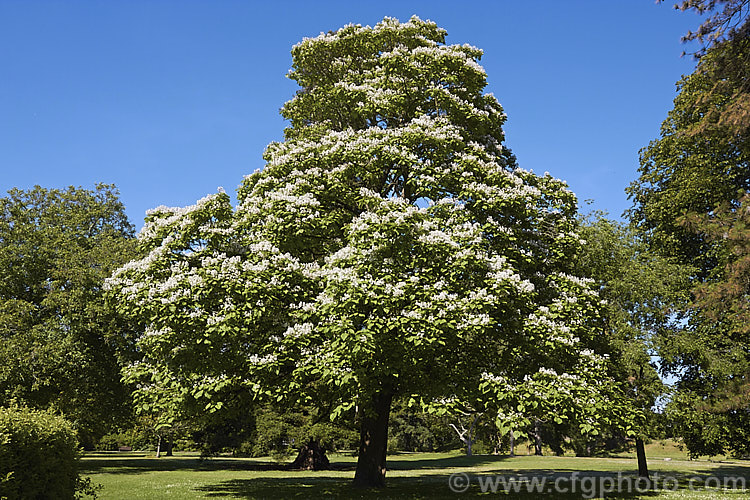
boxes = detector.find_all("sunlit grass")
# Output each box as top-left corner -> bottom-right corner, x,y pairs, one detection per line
80,447 -> 750,499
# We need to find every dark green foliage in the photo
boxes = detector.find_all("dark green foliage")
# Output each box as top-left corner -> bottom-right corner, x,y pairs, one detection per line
187,389 -> 257,456
0,405 -> 98,499
572,213 -> 692,467
626,64 -> 750,275
629,4 -> 750,458
96,422 -> 183,452
387,400 -> 458,453
667,389 -> 750,458
247,406 -> 357,462
627,13 -> 750,274
0,184 -> 138,446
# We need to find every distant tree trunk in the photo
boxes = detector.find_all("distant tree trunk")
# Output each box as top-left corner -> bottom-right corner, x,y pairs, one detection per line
155,434 -> 162,458
509,428 -> 515,457
632,364 -> 650,479
636,438 -> 649,478
353,389 -> 394,489
533,419 -> 543,456
165,435 -> 173,457
291,439 -> 330,470
450,414 -> 479,457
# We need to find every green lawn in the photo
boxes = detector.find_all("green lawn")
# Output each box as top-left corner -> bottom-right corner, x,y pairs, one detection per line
80,447 -> 750,499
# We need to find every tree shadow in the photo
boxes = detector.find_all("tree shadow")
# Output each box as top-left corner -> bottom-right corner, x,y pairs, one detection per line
81,452 -> 750,497
654,463 -> 750,490
194,474 -> 663,499
386,453 -> 507,470
194,463 -> 750,498
78,452 -> 496,475
79,455 -> 285,475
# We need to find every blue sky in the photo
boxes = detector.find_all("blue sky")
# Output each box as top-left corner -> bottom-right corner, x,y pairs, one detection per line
0,1 -> 700,229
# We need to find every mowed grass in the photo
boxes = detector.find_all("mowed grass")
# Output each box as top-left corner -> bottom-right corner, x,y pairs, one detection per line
80,445 -> 750,499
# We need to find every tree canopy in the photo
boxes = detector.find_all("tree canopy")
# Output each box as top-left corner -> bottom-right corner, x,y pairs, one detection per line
628,1 -> 750,457
107,16 -> 633,487
626,39 -> 750,274
0,184 -> 137,445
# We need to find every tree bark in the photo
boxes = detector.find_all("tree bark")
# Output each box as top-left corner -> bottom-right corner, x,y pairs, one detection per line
636,438 -> 649,478
353,389 -> 393,488
291,439 -> 330,470
165,435 -> 173,457
533,419 -> 543,456
509,428 -> 515,457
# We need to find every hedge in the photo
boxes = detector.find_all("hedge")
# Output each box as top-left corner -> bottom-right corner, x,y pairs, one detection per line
0,405 -> 96,499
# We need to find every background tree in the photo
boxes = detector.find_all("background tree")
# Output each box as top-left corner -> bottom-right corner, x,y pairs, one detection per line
575,212 -> 691,474
662,0 -> 748,133
663,195 -> 750,457
665,0 -> 748,50
628,0 -> 750,457
631,1 -> 749,270
107,17 -> 632,488
0,184 -> 137,447
626,49 -> 749,272
386,399 -> 458,453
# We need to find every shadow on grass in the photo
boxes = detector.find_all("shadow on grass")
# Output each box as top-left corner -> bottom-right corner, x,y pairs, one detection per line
78,453 -> 500,475
82,453 -> 750,497
196,467 -> 750,499
79,455 -> 293,475
194,474 -> 665,499
386,454 -> 505,470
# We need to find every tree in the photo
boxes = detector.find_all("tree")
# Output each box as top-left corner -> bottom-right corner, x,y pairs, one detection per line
665,194 -> 750,457
107,17 -> 632,488
626,47 -> 750,273
575,213 -> 691,475
630,2 -> 750,458
630,1 -> 749,266
682,195 -> 750,337
0,184 -> 137,446
387,398 -> 457,452
664,0 -> 749,51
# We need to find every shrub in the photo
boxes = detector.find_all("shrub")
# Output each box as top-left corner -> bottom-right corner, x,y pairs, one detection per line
0,405 -> 98,499
95,426 -> 155,452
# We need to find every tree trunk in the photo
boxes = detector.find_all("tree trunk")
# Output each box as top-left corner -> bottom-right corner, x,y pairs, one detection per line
291,439 -> 329,470
155,434 -> 162,458
353,389 -> 393,489
509,428 -> 515,457
449,414 -> 479,457
533,419 -> 543,456
165,435 -> 173,457
636,438 -> 649,478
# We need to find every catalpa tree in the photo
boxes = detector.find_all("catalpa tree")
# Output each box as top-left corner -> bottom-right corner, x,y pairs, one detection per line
107,17 -> 632,487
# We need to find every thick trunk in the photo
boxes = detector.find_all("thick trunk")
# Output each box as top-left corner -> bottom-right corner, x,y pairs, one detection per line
353,389 -> 393,489
533,419 -> 543,456
636,438 -> 649,478
291,439 -> 330,470
165,436 -> 173,457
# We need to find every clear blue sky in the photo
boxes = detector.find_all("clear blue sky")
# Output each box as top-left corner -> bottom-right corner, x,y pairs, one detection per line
0,1 -> 700,229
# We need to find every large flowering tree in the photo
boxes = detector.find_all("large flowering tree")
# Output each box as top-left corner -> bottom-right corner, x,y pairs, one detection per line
107,17 -> 632,487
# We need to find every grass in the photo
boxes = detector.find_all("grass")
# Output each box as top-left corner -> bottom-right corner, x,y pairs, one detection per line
80,445 -> 750,499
